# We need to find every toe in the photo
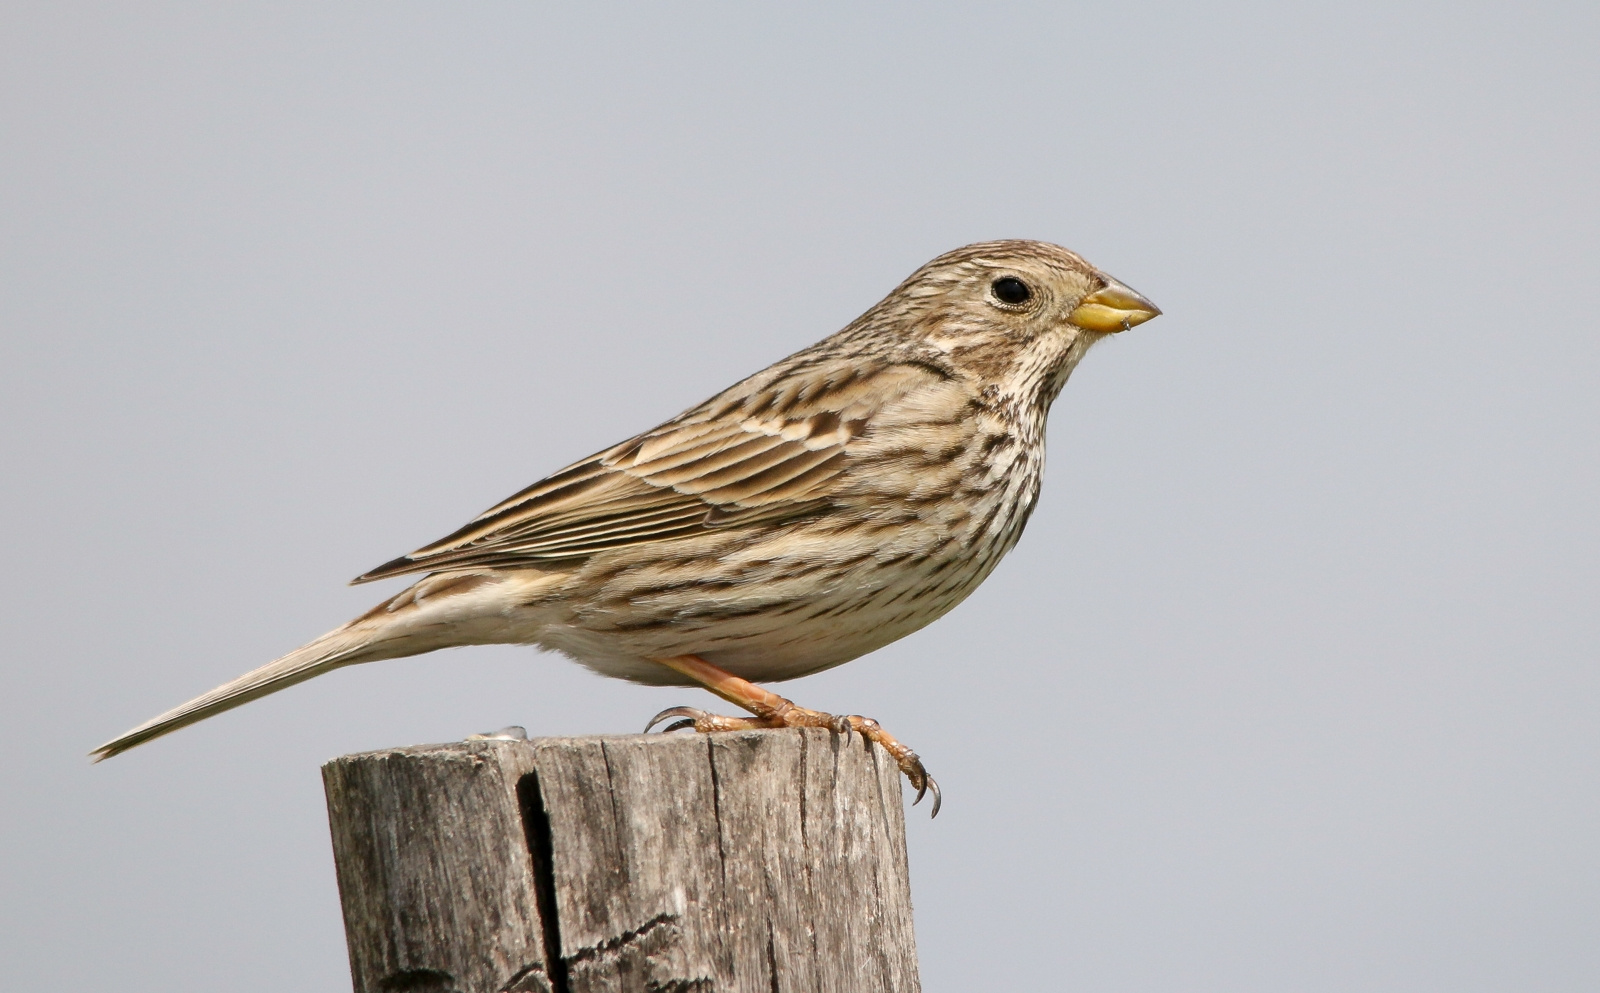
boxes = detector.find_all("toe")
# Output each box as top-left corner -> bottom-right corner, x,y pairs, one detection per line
644,706 -> 708,733
899,752 -> 942,818
921,774 -> 943,818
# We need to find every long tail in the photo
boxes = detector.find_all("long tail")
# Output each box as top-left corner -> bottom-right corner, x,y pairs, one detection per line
90,571 -> 516,762
90,624 -> 395,762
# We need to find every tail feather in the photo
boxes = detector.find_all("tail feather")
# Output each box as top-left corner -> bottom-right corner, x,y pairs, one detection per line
91,624 -> 395,762
92,570 -> 535,762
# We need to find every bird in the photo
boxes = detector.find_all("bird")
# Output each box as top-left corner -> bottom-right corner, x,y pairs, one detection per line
91,240 -> 1161,815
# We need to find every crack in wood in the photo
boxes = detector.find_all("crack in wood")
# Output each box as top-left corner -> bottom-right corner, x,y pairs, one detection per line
325,731 -> 919,993
706,738 -> 728,885
561,912 -> 677,967
765,922 -> 781,993
517,772 -> 569,993
379,967 -> 461,993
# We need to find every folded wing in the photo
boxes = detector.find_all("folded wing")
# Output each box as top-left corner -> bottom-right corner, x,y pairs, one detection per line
352,360 -> 947,582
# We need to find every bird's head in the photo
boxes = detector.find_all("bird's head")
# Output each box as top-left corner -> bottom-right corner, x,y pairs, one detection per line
860,239 -> 1161,405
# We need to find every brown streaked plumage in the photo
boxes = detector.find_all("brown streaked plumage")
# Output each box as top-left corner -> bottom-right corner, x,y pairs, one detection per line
91,240 -> 1161,813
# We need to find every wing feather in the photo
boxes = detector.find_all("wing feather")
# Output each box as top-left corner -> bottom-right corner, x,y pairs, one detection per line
352,360 -> 951,583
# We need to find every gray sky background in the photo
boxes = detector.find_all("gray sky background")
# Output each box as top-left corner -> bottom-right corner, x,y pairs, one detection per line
2,2 -> 1596,989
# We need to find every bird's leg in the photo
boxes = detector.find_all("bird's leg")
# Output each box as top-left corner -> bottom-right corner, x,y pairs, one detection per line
644,653 -> 940,815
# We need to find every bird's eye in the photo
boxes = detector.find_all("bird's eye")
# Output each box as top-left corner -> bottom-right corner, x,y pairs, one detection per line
991,276 -> 1032,305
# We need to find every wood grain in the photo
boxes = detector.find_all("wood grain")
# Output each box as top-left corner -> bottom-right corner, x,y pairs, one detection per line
323,728 -> 919,993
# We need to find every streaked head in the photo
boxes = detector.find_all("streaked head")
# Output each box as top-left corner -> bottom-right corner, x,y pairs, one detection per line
854,240 -> 1160,399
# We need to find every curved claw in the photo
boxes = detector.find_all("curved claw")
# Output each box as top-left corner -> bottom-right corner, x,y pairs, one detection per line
901,753 -> 942,818
908,772 -> 943,818
644,706 -> 707,733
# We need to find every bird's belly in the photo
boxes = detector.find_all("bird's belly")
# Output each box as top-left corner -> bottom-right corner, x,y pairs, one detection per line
532,525 -> 1010,686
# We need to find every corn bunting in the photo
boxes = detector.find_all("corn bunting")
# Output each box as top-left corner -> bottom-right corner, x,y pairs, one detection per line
92,240 -> 1161,814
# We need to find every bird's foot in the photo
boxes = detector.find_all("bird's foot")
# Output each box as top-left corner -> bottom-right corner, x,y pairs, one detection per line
645,704 -> 941,816
643,654 -> 940,816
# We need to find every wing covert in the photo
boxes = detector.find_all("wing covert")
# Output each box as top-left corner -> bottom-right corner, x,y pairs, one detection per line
352,360 -> 948,582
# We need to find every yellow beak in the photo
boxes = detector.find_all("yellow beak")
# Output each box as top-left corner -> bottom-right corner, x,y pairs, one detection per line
1068,278 -> 1162,333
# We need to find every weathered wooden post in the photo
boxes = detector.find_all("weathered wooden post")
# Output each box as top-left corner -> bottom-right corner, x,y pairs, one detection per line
322,728 -> 920,993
